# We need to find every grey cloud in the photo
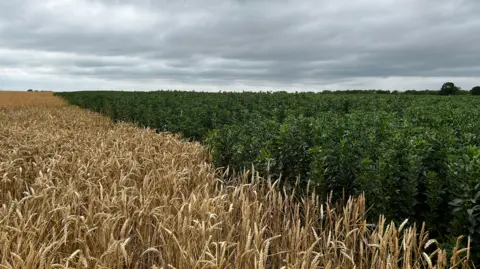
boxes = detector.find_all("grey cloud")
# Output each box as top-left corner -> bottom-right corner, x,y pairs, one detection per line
0,0 -> 479,91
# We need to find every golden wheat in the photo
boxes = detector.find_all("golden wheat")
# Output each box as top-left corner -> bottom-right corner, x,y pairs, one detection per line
0,91 -> 65,108
0,95 -> 472,268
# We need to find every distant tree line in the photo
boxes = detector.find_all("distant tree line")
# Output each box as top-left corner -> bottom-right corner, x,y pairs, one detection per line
35,83 -> 478,95
26,89 -> 51,92
320,83 -> 480,95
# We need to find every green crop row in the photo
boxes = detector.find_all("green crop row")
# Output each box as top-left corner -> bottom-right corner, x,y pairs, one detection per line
56,91 -> 480,262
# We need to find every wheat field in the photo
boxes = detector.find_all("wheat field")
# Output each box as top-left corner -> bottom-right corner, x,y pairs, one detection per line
0,93 -> 472,268
0,91 -> 65,108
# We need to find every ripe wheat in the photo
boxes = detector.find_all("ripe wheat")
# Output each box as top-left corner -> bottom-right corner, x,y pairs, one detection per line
0,91 -> 65,108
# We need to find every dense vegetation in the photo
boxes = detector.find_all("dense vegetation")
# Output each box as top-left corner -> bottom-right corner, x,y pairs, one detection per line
472,86 -> 480,95
56,90 -> 480,261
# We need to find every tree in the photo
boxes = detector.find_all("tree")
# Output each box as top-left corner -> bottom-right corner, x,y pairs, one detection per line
27,89 -> 33,92
471,86 -> 480,95
439,82 -> 459,96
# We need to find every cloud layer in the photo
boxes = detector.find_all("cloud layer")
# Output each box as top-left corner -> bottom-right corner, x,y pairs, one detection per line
0,0 -> 479,91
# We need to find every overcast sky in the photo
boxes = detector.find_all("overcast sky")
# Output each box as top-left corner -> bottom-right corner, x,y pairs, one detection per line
0,0 -> 479,91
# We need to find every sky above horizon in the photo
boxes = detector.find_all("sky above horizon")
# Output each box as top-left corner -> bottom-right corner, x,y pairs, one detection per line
0,0 -> 479,92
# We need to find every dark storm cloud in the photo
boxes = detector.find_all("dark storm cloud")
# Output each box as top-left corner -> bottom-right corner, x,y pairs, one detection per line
0,0 -> 479,91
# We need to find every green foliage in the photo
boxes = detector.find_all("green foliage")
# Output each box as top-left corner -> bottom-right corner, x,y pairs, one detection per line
440,82 -> 460,95
471,86 -> 480,95
56,91 -> 480,264
448,145 -> 480,261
